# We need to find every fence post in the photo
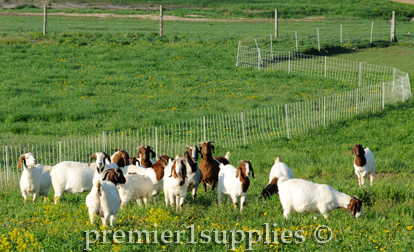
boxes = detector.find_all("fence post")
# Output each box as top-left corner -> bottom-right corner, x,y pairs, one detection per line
390,11 -> 396,42
203,116 -> 206,142
340,24 -> 342,47
254,38 -> 261,70
324,56 -> 327,77
160,5 -> 163,37
59,140 -> 62,163
236,41 -> 241,67
317,28 -> 320,52
288,52 -> 291,73
323,97 -> 326,126
155,126 -> 158,156
295,31 -> 298,53
285,104 -> 290,139
275,9 -> 278,38
241,112 -> 246,145
43,5 -> 47,35
356,89 -> 359,114
358,62 -> 362,87
393,68 -> 395,92
102,131 -> 106,152
370,21 -> 374,45
382,82 -> 385,109
270,34 -> 273,58
5,145 -> 8,183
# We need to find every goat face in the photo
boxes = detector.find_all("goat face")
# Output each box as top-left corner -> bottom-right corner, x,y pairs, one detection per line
349,195 -> 363,218
17,152 -> 37,169
199,141 -> 215,158
351,144 -> 365,157
170,157 -> 187,185
108,168 -> 126,185
137,145 -> 156,160
237,161 -> 254,179
185,145 -> 200,163
89,152 -> 111,171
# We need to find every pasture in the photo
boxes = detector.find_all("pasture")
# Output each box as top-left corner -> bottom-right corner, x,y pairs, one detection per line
1,0 -> 414,251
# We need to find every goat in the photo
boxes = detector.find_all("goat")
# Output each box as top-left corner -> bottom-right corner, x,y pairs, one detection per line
42,152 -> 117,204
277,177 -> 363,219
260,156 -> 294,200
122,155 -> 171,202
117,172 -> 153,208
352,144 -> 375,187
199,141 -> 220,192
217,160 -> 255,212
183,145 -> 203,200
214,151 -> 231,165
136,145 -> 156,168
164,154 -> 188,210
17,153 -> 52,203
110,148 -> 130,167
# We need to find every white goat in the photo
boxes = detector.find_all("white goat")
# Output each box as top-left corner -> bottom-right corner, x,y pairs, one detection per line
217,160 -> 255,212
17,153 -> 52,203
121,155 -> 171,203
42,152 -> 117,204
277,177 -> 363,219
117,172 -> 153,208
163,155 -> 188,210
268,156 -> 294,183
86,179 -> 120,227
183,145 -> 203,200
352,144 -> 375,187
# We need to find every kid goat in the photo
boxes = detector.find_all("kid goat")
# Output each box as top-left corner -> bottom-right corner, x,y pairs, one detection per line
217,160 -> 254,212
18,153 -> 52,203
352,144 -> 375,187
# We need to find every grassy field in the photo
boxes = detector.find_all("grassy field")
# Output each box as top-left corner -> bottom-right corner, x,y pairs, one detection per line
1,0 -> 414,251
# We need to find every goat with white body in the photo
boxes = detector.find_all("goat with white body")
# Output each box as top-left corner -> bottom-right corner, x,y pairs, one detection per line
183,145 -> 203,200
117,172 -> 153,208
42,152 -> 118,204
164,154 -> 188,210
122,155 -> 171,202
18,153 -> 52,203
260,156 -> 294,199
217,160 -> 254,212
352,144 -> 375,187
110,148 -> 130,167
86,167 -> 125,227
277,177 -> 363,219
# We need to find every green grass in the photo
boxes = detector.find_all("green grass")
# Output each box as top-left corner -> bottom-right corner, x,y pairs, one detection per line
0,1 -> 414,251
1,99 -> 414,251
2,0 -> 414,21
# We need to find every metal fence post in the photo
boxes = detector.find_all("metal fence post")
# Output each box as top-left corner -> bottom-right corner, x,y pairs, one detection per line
241,112 -> 246,145
59,140 -> 62,163
155,126 -> 158,156
285,104 -> 290,139
203,116 -> 206,142
5,145 -> 8,183
102,131 -> 106,153
382,82 -> 385,109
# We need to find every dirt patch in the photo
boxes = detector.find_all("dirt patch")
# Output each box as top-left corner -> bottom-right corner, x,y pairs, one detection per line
389,0 -> 414,5
375,173 -> 397,179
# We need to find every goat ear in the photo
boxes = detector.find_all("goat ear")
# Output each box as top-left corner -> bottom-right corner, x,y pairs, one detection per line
151,150 -> 156,159
88,153 -> 97,166
250,164 -> 255,179
236,167 -> 241,178
211,145 -> 215,154
103,152 -> 111,163
17,155 -> 26,169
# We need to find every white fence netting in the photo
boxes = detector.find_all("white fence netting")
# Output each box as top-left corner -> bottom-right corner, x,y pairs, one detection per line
0,38 -> 411,189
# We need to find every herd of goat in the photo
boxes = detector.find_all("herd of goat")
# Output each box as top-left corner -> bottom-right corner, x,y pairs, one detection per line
17,142 -> 373,226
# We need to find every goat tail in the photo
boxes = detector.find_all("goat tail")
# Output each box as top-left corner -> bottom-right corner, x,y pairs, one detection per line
41,165 -> 54,175
224,151 -> 231,162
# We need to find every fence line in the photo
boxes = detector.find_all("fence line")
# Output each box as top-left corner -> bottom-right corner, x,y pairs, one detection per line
0,44 -> 411,190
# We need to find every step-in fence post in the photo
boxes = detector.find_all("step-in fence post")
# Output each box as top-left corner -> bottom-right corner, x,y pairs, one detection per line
203,116 -> 206,142
155,126 -> 158,156
382,82 -> 385,109
241,112 -> 246,145
5,145 -> 9,183
285,104 -> 290,139
59,140 -> 62,163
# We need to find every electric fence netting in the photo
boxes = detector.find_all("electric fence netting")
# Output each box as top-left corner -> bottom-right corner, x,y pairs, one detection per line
0,19 -> 412,189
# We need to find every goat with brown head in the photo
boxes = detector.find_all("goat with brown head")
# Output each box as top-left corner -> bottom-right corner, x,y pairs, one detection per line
198,141 -> 220,192
136,145 -> 156,168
